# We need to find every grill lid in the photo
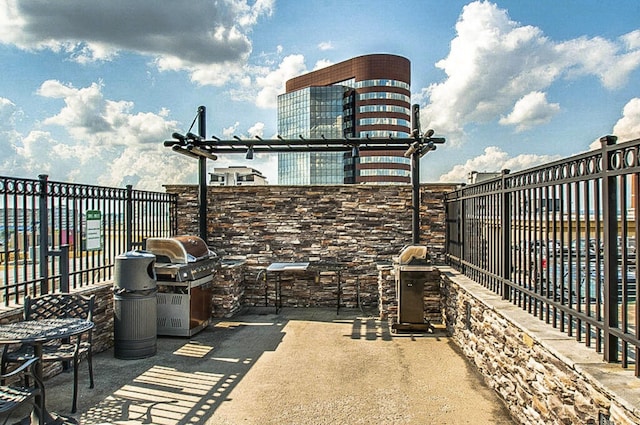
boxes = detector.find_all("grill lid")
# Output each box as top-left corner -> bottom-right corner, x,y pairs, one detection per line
394,245 -> 428,265
147,236 -> 216,263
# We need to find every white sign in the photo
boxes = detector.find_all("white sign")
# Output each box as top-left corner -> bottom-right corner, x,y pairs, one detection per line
85,210 -> 102,251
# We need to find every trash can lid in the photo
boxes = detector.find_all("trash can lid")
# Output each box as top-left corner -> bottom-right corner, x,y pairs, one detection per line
116,250 -> 156,259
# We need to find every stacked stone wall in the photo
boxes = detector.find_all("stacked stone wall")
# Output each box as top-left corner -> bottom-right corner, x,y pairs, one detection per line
211,263 -> 246,318
165,184 -> 454,311
441,268 -> 640,425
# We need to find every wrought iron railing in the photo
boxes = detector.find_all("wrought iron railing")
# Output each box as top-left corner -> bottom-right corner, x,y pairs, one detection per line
0,175 -> 178,306
445,135 -> 640,376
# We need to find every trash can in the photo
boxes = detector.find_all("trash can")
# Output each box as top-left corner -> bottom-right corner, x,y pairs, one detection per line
113,250 -> 157,359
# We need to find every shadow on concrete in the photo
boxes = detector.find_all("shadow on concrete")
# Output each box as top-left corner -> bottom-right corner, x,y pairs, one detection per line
10,307 -> 513,425
35,310 -> 291,425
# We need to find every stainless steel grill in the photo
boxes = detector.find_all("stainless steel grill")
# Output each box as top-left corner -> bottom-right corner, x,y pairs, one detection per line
146,236 -> 220,337
392,245 -> 433,333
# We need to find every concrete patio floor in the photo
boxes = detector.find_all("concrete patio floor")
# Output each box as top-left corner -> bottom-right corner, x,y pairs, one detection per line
21,308 -> 515,424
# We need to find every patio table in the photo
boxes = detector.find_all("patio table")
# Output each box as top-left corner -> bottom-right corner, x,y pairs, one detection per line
266,262 -> 310,313
0,318 -> 94,424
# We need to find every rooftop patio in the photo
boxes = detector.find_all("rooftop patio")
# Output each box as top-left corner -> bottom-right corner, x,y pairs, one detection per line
2,136 -> 640,424
8,307 -> 513,425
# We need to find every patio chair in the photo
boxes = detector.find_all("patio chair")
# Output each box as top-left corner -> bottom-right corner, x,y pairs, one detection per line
1,293 -> 95,413
0,357 -> 44,425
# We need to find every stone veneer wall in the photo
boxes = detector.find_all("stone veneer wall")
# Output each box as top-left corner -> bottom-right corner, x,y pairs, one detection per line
211,262 -> 246,318
441,268 -> 640,425
165,184 -> 454,312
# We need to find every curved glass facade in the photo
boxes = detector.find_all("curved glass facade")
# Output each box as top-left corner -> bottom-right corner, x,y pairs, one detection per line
278,54 -> 412,185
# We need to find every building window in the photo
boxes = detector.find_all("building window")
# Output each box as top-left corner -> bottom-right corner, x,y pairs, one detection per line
359,118 -> 410,127
359,105 -> 410,115
360,169 -> 411,177
357,130 -> 410,138
360,156 -> 410,165
354,79 -> 409,90
358,92 -> 410,103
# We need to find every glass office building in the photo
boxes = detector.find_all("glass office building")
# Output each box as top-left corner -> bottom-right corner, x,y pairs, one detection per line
277,54 -> 412,185
277,86 -> 346,185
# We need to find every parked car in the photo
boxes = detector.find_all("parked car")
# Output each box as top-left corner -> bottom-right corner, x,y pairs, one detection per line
512,240 -> 547,285
547,240 -> 569,257
617,236 -> 636,263
557,263 -> 636,304
570,239 -> 602,258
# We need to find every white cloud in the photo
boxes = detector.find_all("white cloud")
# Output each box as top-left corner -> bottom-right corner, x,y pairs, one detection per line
247,122 -> 265,137
0,97 -> 19,130
97,145 -> 196,190
38,80 -> 177,148
589,97 -> 640,150
0,0 -> 274,86
254,54 -> 308,109
0,81 -> 197,190
556,35 -> 640,89
313,59 -> 333,71
613,98 -> 640,143
223,122 -> 240,137
0,98 -> 21,169
228,53 -> 334,110
438,146 -> 562,183
622,30 -> 640,50
318,41 -> 333,51
499,91 -> 560,132
420,1 -> 640,146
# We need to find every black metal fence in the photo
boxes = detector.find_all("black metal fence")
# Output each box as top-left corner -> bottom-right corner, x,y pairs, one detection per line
445,135 -> 640,376
0,175 -> 178,306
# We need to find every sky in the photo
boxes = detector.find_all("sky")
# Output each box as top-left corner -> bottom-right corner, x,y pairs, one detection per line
1,0 -> 639,191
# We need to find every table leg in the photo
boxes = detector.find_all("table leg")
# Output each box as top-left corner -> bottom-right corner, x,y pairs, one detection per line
30,344 -> 76,425
264,272 -> 268,308
30,343 -> 47,424
275,274 -> 281,314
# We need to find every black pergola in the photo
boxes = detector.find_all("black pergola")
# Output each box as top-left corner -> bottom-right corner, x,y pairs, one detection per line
164,105 -> 445,245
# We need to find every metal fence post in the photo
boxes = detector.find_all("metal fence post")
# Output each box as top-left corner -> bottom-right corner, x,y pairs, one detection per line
38,174 -> 49,295
59,244 -> 69,292
459,191 -> 466,274
49,244 -> 70,293
198,105 -> 208,243
601,135 -> 619,362
501,169 -> 511,300
126,184 -> 133,252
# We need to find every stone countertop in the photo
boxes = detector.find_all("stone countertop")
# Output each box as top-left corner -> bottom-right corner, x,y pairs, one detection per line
220,258 -> 247,269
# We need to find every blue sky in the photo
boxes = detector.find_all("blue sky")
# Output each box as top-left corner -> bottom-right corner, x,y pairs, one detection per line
1,0 -> 639,190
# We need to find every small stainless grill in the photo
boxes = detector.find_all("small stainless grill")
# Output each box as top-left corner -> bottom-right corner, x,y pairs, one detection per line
392,244 -> 433,333
146,236 -> 220,337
